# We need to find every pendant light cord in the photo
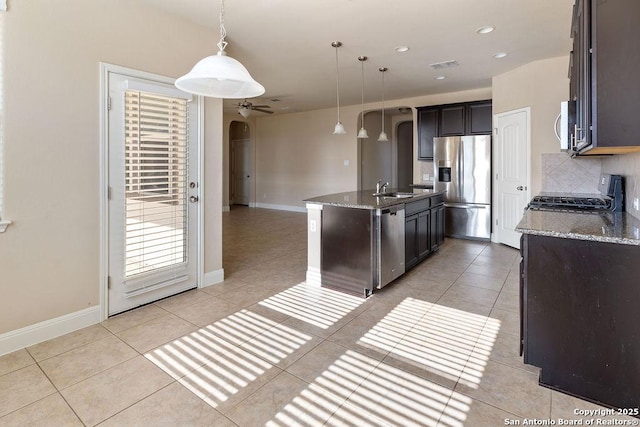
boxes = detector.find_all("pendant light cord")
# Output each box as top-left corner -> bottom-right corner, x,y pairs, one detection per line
217,0 -> 228,52
335,45 -> 341,122
361,58 -> 365,129
381,68 -> 386,132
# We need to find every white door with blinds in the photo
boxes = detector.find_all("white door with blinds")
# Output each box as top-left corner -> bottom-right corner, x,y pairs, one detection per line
107,72 -> 199,316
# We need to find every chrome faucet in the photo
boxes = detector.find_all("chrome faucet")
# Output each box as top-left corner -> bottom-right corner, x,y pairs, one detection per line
376,180 -> 389,194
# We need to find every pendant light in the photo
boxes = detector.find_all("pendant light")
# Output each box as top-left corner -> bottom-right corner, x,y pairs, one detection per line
175,0 -> 265,99
357,56 -> 369,139
378,67 -> 389,142
332,41 -> 346,135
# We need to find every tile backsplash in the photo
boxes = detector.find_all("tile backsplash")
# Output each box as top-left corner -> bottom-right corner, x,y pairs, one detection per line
541,153 -> 602,194
602,150 -> 640,220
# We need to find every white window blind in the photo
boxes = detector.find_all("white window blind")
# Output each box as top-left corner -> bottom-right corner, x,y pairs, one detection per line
124,90 -> 189,277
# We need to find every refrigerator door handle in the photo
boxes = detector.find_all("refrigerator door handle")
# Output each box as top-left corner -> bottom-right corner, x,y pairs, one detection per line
458,139 -> 464,199
445,203 -> 488,209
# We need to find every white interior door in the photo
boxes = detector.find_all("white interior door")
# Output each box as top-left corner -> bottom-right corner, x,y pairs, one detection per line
231,139 -> 251,206
107,71 -> 200,315
494,108 -> 530,249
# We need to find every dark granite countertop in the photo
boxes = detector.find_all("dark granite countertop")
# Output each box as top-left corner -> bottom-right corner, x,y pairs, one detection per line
516,209 -> 640,246
304,188 -> 445,210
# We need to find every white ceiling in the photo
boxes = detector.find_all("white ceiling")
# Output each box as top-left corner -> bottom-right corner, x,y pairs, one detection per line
136,0 -> 574,115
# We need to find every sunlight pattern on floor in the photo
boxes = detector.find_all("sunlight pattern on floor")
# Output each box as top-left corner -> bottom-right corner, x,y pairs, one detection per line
360,298 -> 500,388
145,308 -> 313,408
258,282 -> 365,329
266,298 -> 502,426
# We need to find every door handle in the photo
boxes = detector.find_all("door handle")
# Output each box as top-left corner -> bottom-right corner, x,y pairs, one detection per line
189,196 -> 199,203
516,186 -> 527,191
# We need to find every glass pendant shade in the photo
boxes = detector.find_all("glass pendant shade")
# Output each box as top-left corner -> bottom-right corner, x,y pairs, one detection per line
175,51 -> 265,99
358,55 -> 369,139
334,121 -> 346,134
378,67 -> 389,142
332,41 -> 346,135
175,0 -> 265,99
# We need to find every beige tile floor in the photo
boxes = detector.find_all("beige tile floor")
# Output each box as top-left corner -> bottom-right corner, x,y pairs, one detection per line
0,206 -> 635,426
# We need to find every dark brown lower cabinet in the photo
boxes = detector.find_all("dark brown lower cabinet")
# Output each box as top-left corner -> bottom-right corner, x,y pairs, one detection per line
405,196 -> 445,270
521,234 -> 640,410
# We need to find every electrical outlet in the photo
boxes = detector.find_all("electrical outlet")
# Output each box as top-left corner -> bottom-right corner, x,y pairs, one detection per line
343,160 -> 350,166
423,173 -> 430,181
310,219 -> 316,232
634,226 -> 640,240
634,197 -> 639,211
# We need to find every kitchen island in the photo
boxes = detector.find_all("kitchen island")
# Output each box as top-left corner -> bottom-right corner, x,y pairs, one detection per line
304,188 -> 445,297
516,209 -> 640,411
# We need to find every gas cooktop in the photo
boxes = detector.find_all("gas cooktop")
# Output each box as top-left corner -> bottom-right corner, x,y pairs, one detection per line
529,195 -> 611,212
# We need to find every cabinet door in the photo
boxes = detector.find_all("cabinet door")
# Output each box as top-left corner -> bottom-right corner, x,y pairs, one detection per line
418,210 -> 431,259
430,204 -> 445,251
574,0 -> 591,151
467,101 -> 492,135
440,105 -> 465,136
417,108 -> 438,160
405,214 -> 419,269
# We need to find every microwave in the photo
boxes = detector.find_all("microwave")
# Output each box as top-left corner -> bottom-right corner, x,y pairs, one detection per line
554,100 -> 576,151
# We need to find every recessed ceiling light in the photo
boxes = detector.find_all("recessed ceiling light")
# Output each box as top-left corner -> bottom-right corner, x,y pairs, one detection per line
435,75 -> 446,80
493,52 -> 508,58
476,26 -> 495,34
395,46 -> 410,53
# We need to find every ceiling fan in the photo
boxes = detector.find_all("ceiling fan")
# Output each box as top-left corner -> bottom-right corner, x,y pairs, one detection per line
237,99 -> 273,118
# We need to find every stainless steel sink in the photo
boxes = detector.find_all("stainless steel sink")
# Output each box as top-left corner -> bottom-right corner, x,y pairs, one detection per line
373,191 -> 415,198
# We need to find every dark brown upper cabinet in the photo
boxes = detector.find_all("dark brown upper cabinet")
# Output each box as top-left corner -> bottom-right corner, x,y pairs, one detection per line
570,0 -> 640,155
417,100 -> 492,160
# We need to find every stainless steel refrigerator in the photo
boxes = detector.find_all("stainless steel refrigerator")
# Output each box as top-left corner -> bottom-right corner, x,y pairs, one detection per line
433,135 -> 491,241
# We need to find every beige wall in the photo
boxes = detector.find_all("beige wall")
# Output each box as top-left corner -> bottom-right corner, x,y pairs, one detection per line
0,0 -> 223,335
238,87 -> 491,210
492,56 -> 570,196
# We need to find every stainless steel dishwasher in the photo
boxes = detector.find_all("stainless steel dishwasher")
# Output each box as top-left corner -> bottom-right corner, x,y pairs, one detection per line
376,205 -> 405,288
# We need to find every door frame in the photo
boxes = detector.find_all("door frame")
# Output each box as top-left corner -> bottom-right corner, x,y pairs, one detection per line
491,107 -> 531,246
99,62 -> 204,321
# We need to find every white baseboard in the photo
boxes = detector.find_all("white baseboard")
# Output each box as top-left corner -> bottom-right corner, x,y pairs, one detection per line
254,203 -> 307,213
306,267 -> 322,286
202,268 -> 224,288
0,306 -> 101,357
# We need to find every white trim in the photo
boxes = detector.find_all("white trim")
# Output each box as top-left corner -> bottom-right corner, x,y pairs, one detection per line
0,220 -> 11,232
306,267 -> 322,286
222,205 -> 230,212
254,203 -> 307,213
306,203 -> 323,211
0,306 -> 101,357
201,269 -> 225,288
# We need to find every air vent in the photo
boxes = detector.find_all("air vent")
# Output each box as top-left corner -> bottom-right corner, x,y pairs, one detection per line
429,60 -> 459,70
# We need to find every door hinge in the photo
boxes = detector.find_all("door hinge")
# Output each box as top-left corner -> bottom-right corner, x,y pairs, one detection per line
494,127 -> 498,135
107,276 -> 111,289
107,96 -> 112,111
495,219 -> 499,226
107,186 -> 112,200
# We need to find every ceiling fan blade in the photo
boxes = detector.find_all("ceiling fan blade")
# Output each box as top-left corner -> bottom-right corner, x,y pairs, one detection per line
253,108 -> 274,114
250,105 -> 271,109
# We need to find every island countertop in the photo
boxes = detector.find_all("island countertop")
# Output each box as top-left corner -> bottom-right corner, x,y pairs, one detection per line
515,208 -> 640,246
304,188 -> 445,210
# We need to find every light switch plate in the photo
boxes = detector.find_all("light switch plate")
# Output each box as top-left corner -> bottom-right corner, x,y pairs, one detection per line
343,160 -> 349,166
